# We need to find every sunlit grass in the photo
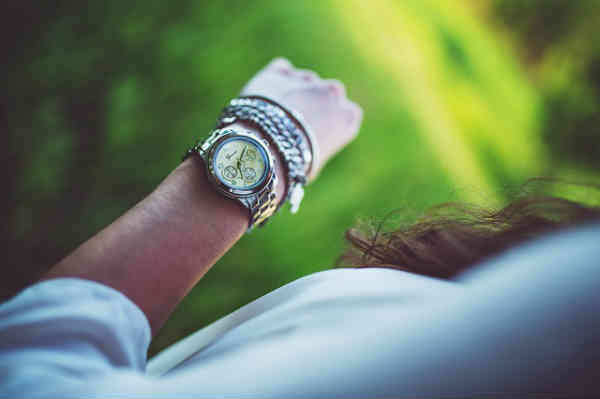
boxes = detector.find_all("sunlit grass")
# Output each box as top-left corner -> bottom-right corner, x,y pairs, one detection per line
332,0 -> 545,203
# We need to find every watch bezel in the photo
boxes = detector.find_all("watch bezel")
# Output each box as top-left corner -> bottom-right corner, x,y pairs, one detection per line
205,129 -> 274,198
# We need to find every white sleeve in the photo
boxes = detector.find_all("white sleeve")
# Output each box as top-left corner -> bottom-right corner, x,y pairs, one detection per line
0,278 -> 151,398
147,224 -> 600,398
2,224 -> 599,398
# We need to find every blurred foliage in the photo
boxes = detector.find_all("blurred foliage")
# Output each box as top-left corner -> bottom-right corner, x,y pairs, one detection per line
1,0 -> 596,356
492,0 -> 600,169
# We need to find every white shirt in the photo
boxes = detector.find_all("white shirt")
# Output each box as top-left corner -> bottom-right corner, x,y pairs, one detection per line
1,224 -> 599,398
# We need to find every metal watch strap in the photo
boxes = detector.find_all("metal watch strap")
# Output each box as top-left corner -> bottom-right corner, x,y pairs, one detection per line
183,129 -> 278,231
239,177 -> 277,228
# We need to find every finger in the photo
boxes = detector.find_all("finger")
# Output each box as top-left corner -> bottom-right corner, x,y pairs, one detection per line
350,101 -> 364,125
296,69 -> 319,82
267,57 -> 293,75
268,57 -> 293,69
342,99 -> 364,132
323,79 -> 346,97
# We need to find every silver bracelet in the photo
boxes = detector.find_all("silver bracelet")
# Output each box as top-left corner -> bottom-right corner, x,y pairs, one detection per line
242,95 -> 320,180
216,96 -> 319,213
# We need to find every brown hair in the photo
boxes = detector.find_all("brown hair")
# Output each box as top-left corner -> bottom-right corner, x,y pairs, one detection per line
338,179 -> 600,279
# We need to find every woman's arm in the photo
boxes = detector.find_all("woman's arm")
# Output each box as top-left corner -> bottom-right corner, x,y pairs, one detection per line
44,145 -> 257,335
42,58 -> 362,335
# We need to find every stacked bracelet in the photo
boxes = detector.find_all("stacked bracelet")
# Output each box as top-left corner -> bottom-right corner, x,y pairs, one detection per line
242,95 -> 320,179
216,95 -> 319,213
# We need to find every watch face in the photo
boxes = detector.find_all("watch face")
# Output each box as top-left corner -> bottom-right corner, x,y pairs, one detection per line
212,136 -> 269,190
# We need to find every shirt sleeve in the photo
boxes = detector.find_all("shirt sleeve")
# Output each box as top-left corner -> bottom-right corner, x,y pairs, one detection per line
2,224 -> 599,398
0,278 -> 151,398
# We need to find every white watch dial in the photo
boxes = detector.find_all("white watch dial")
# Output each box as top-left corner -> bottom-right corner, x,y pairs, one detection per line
213,137 -> 268,189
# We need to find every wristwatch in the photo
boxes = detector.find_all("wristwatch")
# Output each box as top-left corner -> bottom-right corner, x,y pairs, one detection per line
183,127 -> 279,231
217,95 -> 319,214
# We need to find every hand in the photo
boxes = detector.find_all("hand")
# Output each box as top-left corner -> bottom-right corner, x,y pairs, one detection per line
237,146 -> 247,180
239,145 -> 247,164
241,58 -> 363,180
237,162 -> 243,182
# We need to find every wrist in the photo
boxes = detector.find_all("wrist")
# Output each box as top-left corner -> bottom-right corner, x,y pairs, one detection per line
44,156 -> 251,334
170,123 -> 287,227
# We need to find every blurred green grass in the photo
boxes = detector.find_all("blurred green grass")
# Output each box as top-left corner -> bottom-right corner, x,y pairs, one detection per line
3,0 -> 580,355
139,0 -> 544,354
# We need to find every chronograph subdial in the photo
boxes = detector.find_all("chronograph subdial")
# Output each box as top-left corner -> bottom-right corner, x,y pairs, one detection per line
244,149 -> 257,161
243,167 -> 257,181
223,165 -> 238,180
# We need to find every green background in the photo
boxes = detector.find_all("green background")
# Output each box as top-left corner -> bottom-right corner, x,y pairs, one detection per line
2,0 -> 598,355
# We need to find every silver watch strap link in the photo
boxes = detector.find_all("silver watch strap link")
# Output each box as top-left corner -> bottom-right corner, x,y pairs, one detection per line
240,178 -> 277,228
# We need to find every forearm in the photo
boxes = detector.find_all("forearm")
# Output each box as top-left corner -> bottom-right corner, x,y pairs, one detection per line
42,58 -> 362,336
44,124 -> 284,335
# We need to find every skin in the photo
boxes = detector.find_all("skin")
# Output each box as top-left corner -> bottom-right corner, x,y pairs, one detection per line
42,58 -> 363,335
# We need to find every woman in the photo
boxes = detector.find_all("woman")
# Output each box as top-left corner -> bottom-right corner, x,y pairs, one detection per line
0,59 -> 598,398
